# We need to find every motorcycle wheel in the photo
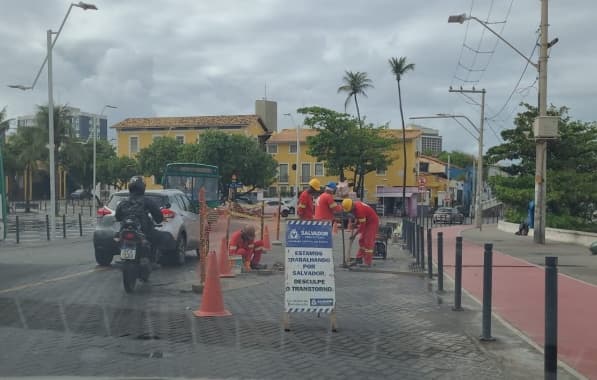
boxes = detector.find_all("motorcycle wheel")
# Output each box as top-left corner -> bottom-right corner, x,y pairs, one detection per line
123,261 -> 138,293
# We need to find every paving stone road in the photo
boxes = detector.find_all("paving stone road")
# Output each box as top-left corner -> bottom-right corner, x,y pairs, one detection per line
0,224 -> 576,379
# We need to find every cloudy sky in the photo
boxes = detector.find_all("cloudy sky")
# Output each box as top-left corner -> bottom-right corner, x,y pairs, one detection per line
1,0 -> 595,154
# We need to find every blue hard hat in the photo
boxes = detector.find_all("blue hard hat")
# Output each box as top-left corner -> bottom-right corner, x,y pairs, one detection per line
326,181 -> 337,190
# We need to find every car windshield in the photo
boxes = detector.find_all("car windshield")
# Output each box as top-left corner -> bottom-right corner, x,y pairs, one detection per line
106,193 -> 169,210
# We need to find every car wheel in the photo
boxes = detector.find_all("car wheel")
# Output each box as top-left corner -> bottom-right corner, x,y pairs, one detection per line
281,210 -> 289,218
174,235 -> 187,266
95,249 -> 113,266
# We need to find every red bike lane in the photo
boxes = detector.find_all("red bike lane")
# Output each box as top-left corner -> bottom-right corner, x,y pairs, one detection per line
436,226 -> 597,379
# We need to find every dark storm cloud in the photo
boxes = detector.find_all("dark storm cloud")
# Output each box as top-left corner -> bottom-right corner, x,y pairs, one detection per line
1,0 -> 595,154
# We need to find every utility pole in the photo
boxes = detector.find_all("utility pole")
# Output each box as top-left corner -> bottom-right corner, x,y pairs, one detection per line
449,87 -> 485,230
534,0 -> 549,244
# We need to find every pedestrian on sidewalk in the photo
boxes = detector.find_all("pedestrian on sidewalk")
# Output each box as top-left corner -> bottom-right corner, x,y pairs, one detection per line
342,198 -> 379,266
315,181 -> 342,222
297,178 -> 320,220
228,225 -> 266,270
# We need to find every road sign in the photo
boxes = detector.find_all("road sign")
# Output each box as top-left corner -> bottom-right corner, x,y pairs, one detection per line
283,220 -> 337,331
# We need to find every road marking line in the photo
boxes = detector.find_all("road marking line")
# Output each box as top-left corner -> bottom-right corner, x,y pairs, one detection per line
0,267 -> 108,295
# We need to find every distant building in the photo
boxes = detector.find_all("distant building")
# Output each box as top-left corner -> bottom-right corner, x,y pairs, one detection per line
16,106 -> 108,141
408,125 -> 442,154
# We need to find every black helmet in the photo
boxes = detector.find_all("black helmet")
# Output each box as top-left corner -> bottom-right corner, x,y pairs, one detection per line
128,176 -> 146,195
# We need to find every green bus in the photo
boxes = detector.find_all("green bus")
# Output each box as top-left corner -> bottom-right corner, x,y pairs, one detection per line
162,163 -> 220,208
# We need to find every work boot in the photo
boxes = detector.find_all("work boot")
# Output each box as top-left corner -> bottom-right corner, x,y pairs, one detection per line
349,257 -> 363,267
251,263 -> 267,270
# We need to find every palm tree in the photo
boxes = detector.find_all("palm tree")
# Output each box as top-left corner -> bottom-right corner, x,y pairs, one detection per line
337,71 -> 374,128
389,56 -> 415,216
338,71 -> 374,198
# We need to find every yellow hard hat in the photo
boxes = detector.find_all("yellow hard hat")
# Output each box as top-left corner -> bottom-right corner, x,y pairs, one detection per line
309,178 -> 321,190
342,198 -> 353,212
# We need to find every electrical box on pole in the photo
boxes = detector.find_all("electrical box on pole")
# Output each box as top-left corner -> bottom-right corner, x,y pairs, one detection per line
533,116 -> 559,139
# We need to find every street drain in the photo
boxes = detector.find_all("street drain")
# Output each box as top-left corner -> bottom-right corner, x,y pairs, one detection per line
136,333 -> 160,340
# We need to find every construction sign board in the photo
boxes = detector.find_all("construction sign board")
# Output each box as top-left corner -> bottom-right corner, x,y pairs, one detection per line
283,220 -> 337,331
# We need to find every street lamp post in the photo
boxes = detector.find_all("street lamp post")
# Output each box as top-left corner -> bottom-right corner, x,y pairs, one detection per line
283,113 -> 300,196
410,113 -> 484,229
94,105 -> 117,203
448,0 -> 555,243
8,2 -> 97,240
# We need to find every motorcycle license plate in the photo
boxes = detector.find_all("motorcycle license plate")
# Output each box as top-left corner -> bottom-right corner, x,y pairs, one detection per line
120,247 -> 136,259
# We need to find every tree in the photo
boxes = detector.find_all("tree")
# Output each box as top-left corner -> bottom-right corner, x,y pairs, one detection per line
179,130 -> 278,193
337,71 -> 374,198
112,156 -> 139,189
486,103 -> 597,231
297,106 -> 359,181
299,106 -> 397,189
389,56 -> 415,214
137,137 -> 181,182
435,151 -> 475,169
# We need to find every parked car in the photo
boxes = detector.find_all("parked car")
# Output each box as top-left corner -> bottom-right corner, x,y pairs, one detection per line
432,207 -> 465,224
264,200 -> 291,217
282,198 -> 296,214
70,189 -> 92,200
93,189 -> 201,267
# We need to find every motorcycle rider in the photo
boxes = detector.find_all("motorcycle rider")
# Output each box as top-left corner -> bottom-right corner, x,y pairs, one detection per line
115,176 -> 164,252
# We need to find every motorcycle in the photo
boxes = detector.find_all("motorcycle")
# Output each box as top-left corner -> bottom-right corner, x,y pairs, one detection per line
118,218 -> 159,293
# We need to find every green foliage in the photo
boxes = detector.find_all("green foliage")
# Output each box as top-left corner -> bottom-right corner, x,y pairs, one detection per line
180,130 -> 278,191
298,106 -> 358,180
110,156 -> 139,189
337,71 -> 373,119
487,103 -> 597,230
299,106 -> 397,185
137,137 -> 181,181
434,151 -> 475,168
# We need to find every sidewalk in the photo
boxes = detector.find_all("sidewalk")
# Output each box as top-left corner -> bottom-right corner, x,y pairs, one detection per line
245,225 -> 571,379
437,224 -> 596,379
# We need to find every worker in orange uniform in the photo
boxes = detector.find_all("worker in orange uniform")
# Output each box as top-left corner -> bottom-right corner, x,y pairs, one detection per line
297,178 -> 321,220
342,198 -> 379,266
315,181 -> 342,222
228,225 -> 266,270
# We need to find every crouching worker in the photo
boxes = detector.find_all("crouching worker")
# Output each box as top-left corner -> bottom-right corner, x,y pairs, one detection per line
229,225 -> 267,270
342,198 -> 379,267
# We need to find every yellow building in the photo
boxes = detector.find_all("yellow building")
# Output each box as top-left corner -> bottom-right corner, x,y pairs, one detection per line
418,155 -> 449,208
265,128 -> 336,196
112,115 -> 270,158
111,114 -> 271,187
266,128 -> 423,216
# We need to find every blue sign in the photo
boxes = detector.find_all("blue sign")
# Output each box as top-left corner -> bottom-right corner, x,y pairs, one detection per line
286,221 -> 333,248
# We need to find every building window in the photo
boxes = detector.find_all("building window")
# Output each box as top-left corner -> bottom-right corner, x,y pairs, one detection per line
289,143 -> 297,153
419,162 -> 429,173
279,164 -> 289,183
175,135 -> 185,144
301,163 -> 311,183
267,144 -> 278,154
129,136 -> 139,155
376,168 -> 387,176
314,162 -> 324,176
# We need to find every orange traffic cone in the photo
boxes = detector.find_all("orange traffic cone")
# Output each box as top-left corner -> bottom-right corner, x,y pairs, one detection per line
263,225 -> 271,250
218,237 -> 235,278
194,251 -> 232,317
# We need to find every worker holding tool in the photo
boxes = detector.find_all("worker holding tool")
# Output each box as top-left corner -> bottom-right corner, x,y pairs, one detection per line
315,181 -> 342,221
297,178 -> 321,220
342,198 -> 379,267
228,225 -> 266,270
